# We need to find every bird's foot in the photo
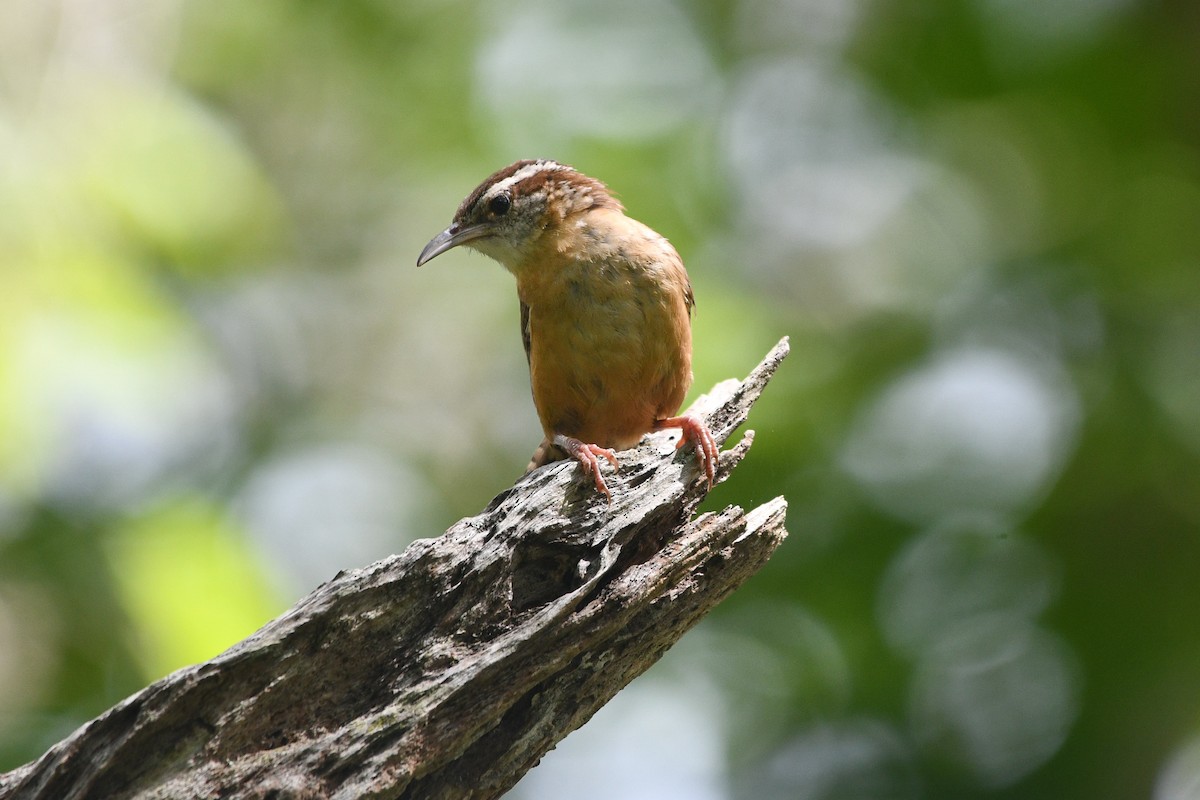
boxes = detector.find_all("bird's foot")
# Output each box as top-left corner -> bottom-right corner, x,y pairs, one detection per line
552,434 -> 619,501
655,414 -> 718,490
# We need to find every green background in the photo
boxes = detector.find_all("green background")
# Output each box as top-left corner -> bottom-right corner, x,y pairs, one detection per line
1,1 -> 1197,798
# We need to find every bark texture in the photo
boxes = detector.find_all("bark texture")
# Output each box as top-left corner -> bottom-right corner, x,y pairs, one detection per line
0,338 -> 791,800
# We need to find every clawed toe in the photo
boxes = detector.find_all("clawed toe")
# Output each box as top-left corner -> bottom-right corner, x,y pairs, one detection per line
553,435 -> 619,501
655,414 -> 718,490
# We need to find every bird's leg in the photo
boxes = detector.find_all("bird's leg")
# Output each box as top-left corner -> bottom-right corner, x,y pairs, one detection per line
525,438 -> 556,474
654,414 -> 718,489
552,434 -> 619,501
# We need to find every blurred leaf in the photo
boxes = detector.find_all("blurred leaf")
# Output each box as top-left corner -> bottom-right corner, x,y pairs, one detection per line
77,79 -> 283,273
106,499 -> 283,679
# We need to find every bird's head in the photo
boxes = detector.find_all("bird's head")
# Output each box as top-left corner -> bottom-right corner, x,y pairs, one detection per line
416,159 -> 621,273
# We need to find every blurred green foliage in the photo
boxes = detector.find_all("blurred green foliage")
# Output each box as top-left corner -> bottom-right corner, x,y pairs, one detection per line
1,0 -> 1197,797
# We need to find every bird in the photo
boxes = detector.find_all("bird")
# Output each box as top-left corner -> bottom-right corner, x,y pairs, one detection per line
417,159 -> 717,500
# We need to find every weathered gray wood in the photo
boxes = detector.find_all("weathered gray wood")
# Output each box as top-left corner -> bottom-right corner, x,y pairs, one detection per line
0,338 -> 790,800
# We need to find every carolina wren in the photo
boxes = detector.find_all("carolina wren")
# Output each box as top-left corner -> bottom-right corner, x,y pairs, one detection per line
417,159 -> 717,500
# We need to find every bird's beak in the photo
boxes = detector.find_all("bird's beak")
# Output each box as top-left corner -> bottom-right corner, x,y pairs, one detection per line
416,223 -> 491,266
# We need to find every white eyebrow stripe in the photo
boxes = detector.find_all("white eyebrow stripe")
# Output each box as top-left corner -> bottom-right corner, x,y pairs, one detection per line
486,160 -> 565,198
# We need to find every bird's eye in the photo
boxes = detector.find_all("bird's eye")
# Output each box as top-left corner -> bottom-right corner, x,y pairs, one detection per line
488,194 -> 511,216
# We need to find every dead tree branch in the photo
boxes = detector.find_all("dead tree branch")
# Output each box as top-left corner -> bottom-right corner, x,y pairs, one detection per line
0,338 -> 791,800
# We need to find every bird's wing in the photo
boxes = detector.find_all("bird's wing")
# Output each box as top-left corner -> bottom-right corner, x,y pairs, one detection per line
520,300 -> 532,365
663,242 -> 695,316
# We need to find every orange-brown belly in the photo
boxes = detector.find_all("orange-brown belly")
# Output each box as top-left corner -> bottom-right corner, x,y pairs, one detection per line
526,279 -> 692,450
